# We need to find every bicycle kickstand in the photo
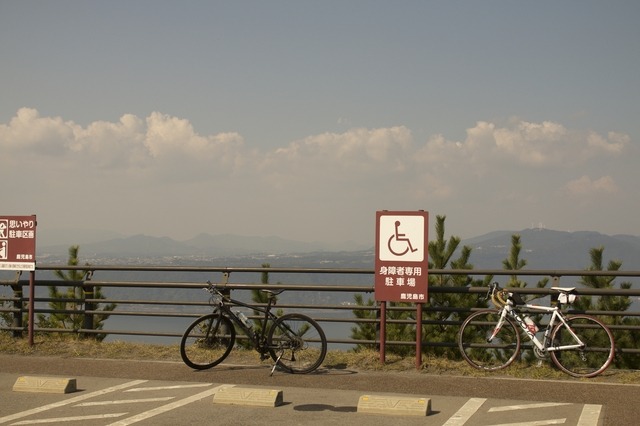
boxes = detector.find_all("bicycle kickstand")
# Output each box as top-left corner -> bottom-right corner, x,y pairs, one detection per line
270,352 -> 283,376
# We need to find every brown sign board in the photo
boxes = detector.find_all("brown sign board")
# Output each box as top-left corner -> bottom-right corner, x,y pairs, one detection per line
375,211 -> 428,302
0,215 -> 37,271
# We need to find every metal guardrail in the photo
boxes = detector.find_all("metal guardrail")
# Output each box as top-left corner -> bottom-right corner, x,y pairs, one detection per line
1,266 -> 640,355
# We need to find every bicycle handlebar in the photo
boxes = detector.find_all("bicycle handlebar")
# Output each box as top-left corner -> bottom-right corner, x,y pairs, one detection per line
487,282 -> 499,297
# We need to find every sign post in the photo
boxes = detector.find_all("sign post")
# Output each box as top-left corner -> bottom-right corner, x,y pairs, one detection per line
375,211 -> 428,367
1,215 -> 37,345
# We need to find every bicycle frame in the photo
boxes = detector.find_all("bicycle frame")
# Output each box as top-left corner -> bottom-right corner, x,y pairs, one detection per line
493,302 -> 585,353
210,290 -> 278,351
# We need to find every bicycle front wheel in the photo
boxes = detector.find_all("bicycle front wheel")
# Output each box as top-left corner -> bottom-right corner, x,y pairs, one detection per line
180,313 -> 236,370
458,310 -> 521,371
267,313 -> 327,374
549,315 -> 614,378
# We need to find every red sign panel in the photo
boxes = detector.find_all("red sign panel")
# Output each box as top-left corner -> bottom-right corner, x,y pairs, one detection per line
375,211 -> 428,302
0,215 -> 37,271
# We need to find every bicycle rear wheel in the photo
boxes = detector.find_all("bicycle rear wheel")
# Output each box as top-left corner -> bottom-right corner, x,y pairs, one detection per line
458,310 -> 521,371
180,313 -> 235,370
549,315 -> 614,378
267,313 -> 327,374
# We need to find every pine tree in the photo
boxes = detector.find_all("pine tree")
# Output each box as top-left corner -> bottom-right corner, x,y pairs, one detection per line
501,234 -> 548,363
502,234 -> 548,297
422,215 -> 489,358
37,246 -> 115,340
576,247 -> 639,369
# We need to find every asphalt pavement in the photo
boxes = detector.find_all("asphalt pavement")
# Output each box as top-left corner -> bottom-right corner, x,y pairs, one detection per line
1,354 -> 638,425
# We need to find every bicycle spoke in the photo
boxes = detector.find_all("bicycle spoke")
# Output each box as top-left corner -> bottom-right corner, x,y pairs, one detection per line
268,313 -> 327,374
180,314 -> 235,370
549,315 -> 614,378
458,310 -> 520,371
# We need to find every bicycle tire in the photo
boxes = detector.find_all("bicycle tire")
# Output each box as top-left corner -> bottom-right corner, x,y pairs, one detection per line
458,309 -> 521,371
267,313 -> 327,374
180,313 -> 235,370
549,314 -> 615,378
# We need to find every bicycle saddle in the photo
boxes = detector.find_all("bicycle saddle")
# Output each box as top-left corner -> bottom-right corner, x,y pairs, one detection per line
551,287 -> 576,293
261,289 -> 285,296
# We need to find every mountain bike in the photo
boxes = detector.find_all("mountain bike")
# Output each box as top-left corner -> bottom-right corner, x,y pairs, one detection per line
180,281 -> 327,374
458,282 -> 615,378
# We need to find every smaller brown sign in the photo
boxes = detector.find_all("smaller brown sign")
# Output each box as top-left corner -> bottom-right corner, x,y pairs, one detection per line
0,215 -> 37,271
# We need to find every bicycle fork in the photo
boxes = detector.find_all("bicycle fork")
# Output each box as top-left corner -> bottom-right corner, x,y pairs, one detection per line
487,309 -> 509,342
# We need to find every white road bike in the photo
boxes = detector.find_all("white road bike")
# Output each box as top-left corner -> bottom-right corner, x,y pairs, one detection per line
458,283 -> 615,378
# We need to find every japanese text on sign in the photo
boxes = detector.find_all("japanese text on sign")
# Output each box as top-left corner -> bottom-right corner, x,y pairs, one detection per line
0,215 -> 37,271
374,211 -> 428,302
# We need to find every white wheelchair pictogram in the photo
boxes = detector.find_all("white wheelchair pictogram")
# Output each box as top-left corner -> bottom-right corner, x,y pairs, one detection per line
387,220 -> 419,256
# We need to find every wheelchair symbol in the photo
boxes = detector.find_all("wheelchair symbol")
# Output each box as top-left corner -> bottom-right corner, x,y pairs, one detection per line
388,220 -> 419,256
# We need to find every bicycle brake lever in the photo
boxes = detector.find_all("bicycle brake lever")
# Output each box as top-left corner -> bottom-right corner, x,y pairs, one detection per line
485,282 -> 497,300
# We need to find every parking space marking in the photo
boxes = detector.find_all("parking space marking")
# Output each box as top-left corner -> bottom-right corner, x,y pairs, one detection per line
490,420 -> 566,425
12,413 -> 128,425
75,397 -> 175,407
105,385 -> 225,426
0,380 -> 147,425
489,402 -> 572,412
443,397 -> 487,426
124,383 -> 211,392
577,404 -> 602,426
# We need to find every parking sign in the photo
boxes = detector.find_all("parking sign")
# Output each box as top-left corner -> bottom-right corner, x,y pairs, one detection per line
375,211 -> 428,302
0,215 -> 37,271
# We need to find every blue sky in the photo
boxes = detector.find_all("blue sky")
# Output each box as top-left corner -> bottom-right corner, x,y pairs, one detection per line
1,1 -> 639,247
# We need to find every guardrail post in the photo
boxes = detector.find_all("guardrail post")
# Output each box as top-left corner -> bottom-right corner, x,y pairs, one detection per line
10,271 -> 23,338
379,301 -> 386,364
220,271 -> 231,299
28,271 -> 35,346
416,303 -> 423,369
550,276 -> 560,306
82,270 -> 95,339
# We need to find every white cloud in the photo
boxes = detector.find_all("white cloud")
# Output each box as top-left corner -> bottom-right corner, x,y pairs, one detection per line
1,108 -> 634,241
416,119 -> 628,170
143,112 -> 246,176
273,126 -> 412,166
0,107 -> 76,155
561,175 -> 620,197
2,110 -> 628,182
0,108 -> 246,176
587,131 -> 629,155
71,114 -> 147,168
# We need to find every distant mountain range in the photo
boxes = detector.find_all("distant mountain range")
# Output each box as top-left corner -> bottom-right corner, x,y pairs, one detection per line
37,232 -> 368,260
462,228 -> 640,271
36,228 -> 640,272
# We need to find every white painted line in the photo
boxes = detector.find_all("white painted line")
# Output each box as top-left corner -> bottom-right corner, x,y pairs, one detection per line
105,385 -> 225,426
11,413 -> 128,425
489,402 -> 572,412
124,383 -> 212,392
491,420 -> 566,426
442,398 -> 487,426
577,404 -> 602,426
0,380 -> 147,425
75,397 -> 175,407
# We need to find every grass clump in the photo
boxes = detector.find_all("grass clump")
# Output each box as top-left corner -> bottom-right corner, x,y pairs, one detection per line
1,332 -> 638,384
